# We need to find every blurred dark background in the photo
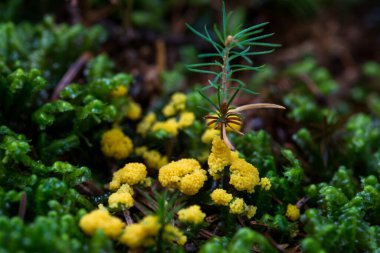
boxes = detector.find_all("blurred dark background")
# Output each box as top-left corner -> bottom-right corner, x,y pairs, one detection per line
2,0 -> 379,71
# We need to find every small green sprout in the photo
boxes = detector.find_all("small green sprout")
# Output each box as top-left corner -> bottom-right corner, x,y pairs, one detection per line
187,0 -> 285,150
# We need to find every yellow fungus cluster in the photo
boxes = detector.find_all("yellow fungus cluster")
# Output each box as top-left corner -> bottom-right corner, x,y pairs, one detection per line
207,136 -> 232,179
285,204 -> 300,221
163,224 -> 187,246
230,150 -> 240,162
205,131 -> 272,219
229,198 -> 245,215
201,129 -> 220,144
210,188 -> 233,206
109,163 -> 147,190
135,146 -> 168,169
260,177 -> 271,191
229,158 -> 260,193
119,215 -> 186,248
162,92 -> 187,117
111,85 -> 128,97
246,205 -> 258,219
79,208 -> 124,239
137,112 -> 156,136
108,184 -> 134,208
151,118 -> 179,136
178,111 -> 195,128
177,205 -> 206,224
207,137 -> 261,192
151,111 -> 195,137
210,189 -> 257,219
228,198 -> 257,219
119,215 -> 161,248
136,93 -> 195,138
158,159 -> 207,195
101,128 -> 133,160
126,100 -> 142,120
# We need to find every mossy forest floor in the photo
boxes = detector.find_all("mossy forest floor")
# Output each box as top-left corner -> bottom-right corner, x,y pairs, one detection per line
0,1 -> 380,252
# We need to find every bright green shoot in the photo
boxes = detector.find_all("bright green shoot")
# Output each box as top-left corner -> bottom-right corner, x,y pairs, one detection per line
187,0 -> 285,150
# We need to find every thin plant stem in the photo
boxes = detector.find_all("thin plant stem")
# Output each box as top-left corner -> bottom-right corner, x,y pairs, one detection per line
221,46 -> 231,103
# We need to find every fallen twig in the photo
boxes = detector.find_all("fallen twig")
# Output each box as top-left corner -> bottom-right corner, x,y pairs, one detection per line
18,192 -> 27,219
51,52 -> 92,101
122,208 -> 134,225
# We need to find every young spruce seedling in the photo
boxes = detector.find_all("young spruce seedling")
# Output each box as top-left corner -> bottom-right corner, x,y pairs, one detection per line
187,0 -> 285,150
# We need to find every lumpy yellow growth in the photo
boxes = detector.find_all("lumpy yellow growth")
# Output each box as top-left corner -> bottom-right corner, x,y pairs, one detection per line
171,93 -> 186,106
109,163 -> 147,190
79,209 -> 124,239
208,137 -> 231,179
152,118 -> 179,136
201,129 -> 220,144
101,128 -> 133,160
120,224 -> 146,248
177,205 -> 206,224
119,215 -> 161,249
163,224 -> 187,246
260,177 -> 271,191
162,104 -> 176,117
178,111 -> 195,128
179,169 -> 208,195
137,112 -> 156,136
162,92 -> 187,117
140,215 -> 161,235
229,158 -> 260,193
135,146 -> 168,169
111,85 -> 128,97
285,204 -> 300,221
230,150 -> 240,162
108,184 -> 134,208
246,205 -> 257,219
158,159 -> 207,195
126,100 -> 142,120
210,188 -> 233,206
229,198 -> 245,215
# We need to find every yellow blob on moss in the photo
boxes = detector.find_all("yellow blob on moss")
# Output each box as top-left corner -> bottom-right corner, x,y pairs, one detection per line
210,188 -> 233,206
79,209 -> 124,239
101,128 -> 133,160
120,223 -> 146,248
229,198 -> 245,215
137,112 -> 156,136
246,205 -> 258,219
177,205 -> 206,224
163,224 -> 187,246
140,215 -> 161,235
126,100 -> 142,120
178,111 -> 195,128
285,204 -> 300,221
109,163 -> 147,190
229,158 -> 260,193
111,85 -> 128,97
158,159 -> 207,195
162,92 -> 187,117
135,146 -> 168,169
119,215 -> 161,249
162,104 -> 176,117
151,118 -> 179,136
171,92 -> 187,107
207,136 -> 231,179
201,129 -> 220,144
108,184 -> 134,208
260,177 -> 271,191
